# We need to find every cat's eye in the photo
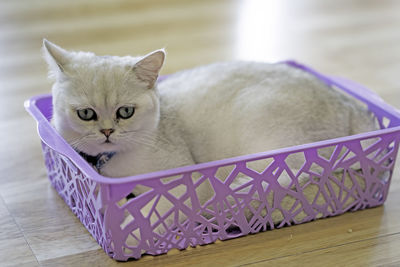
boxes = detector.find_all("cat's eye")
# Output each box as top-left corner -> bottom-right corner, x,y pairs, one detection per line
77,108 -> 97,121
117,106 -> 135,119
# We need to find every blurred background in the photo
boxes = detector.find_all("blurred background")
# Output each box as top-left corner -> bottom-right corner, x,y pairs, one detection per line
1,0 -> 400,113
1,0 -> 400,265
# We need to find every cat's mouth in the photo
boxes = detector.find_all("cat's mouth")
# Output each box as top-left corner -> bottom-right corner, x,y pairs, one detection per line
101,137 -> 115,145
102,136 -> 114,144
100,140 -> 118,151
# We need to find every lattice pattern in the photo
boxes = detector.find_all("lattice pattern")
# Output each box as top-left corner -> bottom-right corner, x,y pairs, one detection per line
42,144 -> 112,256
41,128 -> 399,260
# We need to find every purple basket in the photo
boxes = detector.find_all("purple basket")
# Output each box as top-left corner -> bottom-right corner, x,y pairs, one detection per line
25,61 -> 400,261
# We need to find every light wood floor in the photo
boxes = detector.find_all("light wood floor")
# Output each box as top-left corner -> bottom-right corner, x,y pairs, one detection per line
1,0 -> 400,266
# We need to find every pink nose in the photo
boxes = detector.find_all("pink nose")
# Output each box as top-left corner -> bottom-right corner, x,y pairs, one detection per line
100,128 -> 114,137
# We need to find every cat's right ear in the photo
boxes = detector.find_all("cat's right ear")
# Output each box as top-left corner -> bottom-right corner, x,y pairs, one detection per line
42,39 -> 70,79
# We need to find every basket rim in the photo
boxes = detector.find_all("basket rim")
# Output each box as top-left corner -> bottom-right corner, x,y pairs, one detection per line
24,60 -> 400,185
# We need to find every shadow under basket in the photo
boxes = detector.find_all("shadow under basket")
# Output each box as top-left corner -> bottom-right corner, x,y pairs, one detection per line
25,61 -> 400,261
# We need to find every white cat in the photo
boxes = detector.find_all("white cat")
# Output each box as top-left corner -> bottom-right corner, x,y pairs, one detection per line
43,40 -> 377,242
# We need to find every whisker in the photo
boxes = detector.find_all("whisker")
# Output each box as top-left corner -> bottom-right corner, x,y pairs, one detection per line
119,129 -> 170,145
68,132 -> 99,150
123,138 -> 157,149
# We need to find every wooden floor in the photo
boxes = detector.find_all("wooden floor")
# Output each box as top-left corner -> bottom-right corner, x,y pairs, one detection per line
1,0 -> 400,266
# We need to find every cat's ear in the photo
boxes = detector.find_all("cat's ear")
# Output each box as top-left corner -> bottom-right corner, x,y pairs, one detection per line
42,39 -> 70,78
133,49 -> 165,89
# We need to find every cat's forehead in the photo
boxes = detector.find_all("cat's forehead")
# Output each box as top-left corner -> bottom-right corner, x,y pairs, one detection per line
66,56 -> 146,108
69,53 -> 140,81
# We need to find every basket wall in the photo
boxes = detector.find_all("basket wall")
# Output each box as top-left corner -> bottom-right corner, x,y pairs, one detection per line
27,62 -> 400,261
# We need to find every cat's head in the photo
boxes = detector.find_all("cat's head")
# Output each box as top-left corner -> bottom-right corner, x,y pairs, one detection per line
43,39 -> 165,155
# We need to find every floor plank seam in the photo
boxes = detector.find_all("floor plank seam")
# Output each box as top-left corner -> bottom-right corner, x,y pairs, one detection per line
0,193 -> 42,266
236,231 -> 400,267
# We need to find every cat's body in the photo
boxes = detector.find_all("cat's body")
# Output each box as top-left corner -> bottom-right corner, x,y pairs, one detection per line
101,61 -> 376,179
158,61 -> 375,165
43,40 -> 377,245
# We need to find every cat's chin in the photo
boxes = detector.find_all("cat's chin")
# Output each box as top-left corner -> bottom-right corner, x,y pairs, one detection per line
76,143 -> 120,156
98,142 -> 119,152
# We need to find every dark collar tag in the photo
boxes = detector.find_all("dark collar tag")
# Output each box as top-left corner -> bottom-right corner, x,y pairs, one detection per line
78,151 -> 116,171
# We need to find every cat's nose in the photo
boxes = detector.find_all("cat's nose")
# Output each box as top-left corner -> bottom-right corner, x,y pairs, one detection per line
100,128 -> 114,137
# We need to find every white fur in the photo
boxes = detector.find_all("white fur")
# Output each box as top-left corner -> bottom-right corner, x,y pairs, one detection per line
43,40 -> 377,246
158,62 -> 376,165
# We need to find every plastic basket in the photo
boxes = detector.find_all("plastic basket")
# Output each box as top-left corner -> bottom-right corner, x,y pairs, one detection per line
25,61 -> 400,261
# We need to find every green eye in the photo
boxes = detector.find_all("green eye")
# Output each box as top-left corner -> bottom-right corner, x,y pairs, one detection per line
77,108 -> 97,121
117,106 -> 135,119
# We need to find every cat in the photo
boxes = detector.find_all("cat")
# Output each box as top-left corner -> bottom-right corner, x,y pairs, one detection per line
43,39 -> 378,248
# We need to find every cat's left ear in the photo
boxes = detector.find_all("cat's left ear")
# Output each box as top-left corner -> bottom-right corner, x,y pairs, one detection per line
133,49 -> 165,89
